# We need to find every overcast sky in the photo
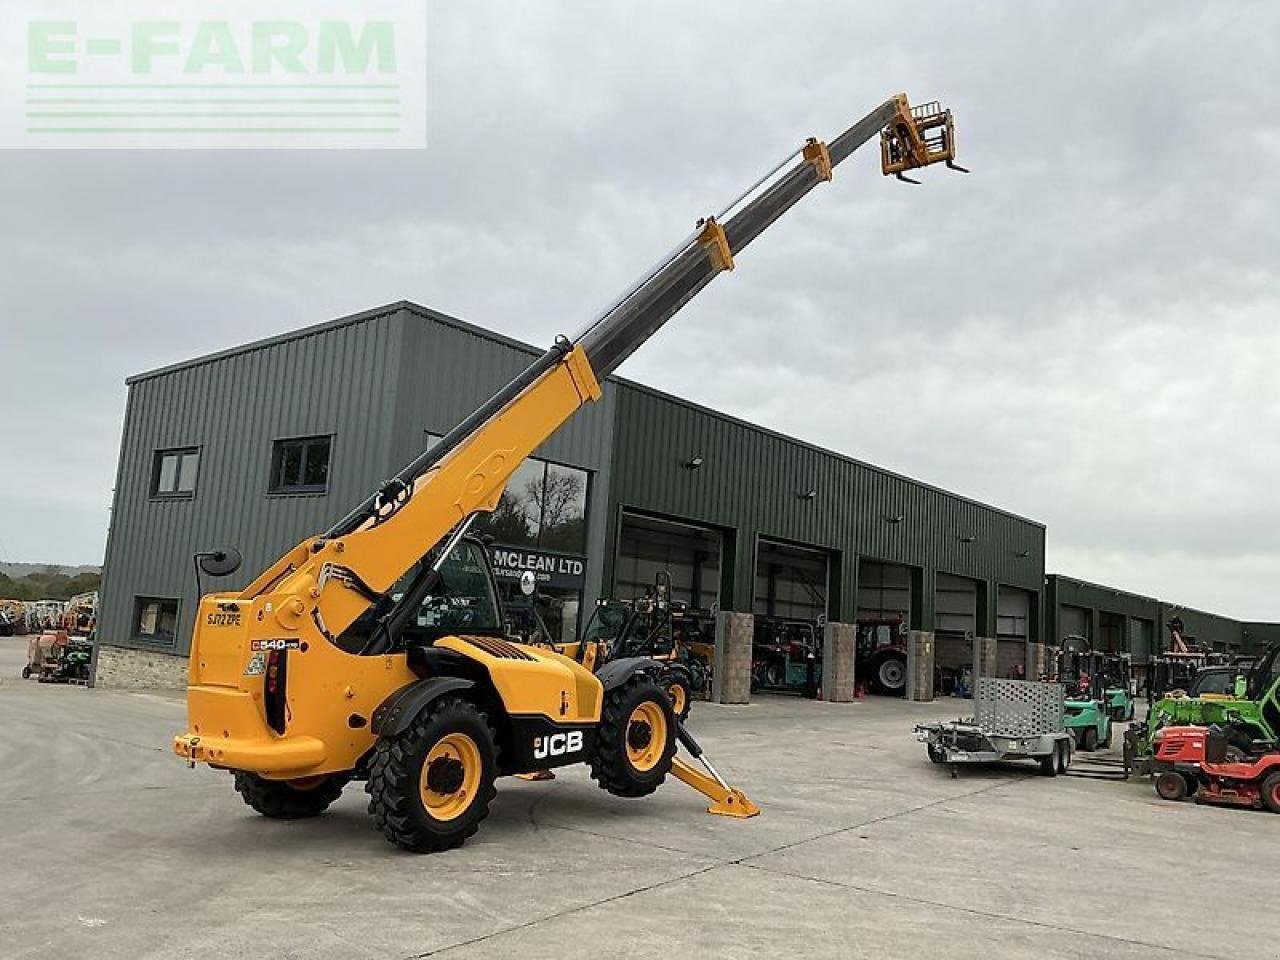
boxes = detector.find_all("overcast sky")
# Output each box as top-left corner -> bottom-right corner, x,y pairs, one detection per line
2,2 -> 1278,619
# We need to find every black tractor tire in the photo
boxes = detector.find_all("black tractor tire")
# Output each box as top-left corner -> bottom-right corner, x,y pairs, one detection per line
588,674 -> 676,799
233,771 -> 349,819
869,654 -> 907,697
1080,727 -> 1099,752
685,657 -> 708,695
1261,772 -> 1280,814
366,697 -> 498,853
1155,771 -> 1188,802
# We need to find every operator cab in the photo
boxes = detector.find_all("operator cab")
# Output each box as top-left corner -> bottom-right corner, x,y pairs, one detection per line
336,536 -> 506,654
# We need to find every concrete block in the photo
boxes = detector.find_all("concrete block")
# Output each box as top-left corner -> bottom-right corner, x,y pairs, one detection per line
93,644 -> 189,690
713,611 -> 753,705
906,631 -> 934,702
820,621 -> 855,702
1028,641 -> 1048,681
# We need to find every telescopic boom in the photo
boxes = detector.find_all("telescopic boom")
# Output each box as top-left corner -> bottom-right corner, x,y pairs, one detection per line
239,94 -> 961,646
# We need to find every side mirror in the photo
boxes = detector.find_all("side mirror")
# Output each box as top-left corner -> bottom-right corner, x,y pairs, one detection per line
519,570 -> 537,597
197,548 -> 243,578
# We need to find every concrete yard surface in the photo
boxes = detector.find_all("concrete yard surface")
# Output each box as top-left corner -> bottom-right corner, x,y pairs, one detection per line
0,635 -> 1273,960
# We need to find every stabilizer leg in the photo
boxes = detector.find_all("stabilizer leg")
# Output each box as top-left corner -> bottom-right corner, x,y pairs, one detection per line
672,721 -> 760,819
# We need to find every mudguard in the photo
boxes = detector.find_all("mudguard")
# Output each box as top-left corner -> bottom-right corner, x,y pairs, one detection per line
595,656 -> 663,693
371,677 -> 475,737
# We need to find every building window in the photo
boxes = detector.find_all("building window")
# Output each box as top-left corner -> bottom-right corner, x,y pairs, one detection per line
152,447 -> 199,498
425,432 -> 589,554
269,435 -> 332,494
134,597 -> 179,645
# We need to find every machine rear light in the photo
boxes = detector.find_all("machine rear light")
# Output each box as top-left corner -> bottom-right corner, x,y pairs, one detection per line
264,650 -> 288,734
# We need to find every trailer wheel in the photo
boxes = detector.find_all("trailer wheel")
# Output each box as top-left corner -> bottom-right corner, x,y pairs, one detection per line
366,697 -> 498,853
21,665 -> 31,679
1039,744 -> 1059,777
927,743 -> 946,765
233,771 -> 349,819
588,675 -> 676,798
1155,771 -> 1188,802
1260,772 -> 1280,814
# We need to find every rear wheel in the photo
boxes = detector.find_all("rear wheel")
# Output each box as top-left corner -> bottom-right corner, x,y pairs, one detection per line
1039,743 -> 1060,777
366,697 -> 498,853
1156,771 -> 1188,802
871,655 -> 906,696
233,771 -> 348,819
666,677 -> 691,721
1260,772 -> 1280,814
588,675 -> 676,798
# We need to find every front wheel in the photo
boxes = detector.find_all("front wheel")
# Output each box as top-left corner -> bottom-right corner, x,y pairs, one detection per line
1080,726 -> 1098,752
666,676 -> 691,721
366,697 -> 498,853
233,771 -> 349,819
588,675 -> 676,798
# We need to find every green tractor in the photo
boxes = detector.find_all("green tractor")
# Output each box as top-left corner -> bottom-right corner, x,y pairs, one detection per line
1131,641 -> 1280,768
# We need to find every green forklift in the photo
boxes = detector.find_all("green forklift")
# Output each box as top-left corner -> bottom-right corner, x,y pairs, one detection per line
1052,638 -> 1113,752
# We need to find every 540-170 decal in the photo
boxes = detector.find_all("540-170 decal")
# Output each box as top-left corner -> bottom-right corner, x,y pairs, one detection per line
250,639 -> 302,651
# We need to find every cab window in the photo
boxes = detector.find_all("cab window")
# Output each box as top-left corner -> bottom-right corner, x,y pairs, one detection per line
408,541 -> 502,637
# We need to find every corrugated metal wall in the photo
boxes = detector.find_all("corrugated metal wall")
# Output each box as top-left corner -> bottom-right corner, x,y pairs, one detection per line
605,382 -> 1046,631
1045,575 -> 1160,658
100,307 -> 405,656
1044,575 -> 1257,661
99,304 -> 616,659
1243,622 -> 1280,655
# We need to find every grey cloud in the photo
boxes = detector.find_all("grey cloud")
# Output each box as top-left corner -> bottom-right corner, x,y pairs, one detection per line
2,1 -> 1278,619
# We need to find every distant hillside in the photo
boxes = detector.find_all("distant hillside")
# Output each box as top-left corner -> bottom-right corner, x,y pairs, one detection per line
0,564 -> 102,601
0,563 -> 101,579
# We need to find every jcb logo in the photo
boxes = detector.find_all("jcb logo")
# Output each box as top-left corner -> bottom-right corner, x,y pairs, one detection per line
533,731 -> 583,760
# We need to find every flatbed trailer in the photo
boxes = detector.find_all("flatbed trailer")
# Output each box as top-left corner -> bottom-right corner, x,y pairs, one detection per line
916,678 -> 1074,776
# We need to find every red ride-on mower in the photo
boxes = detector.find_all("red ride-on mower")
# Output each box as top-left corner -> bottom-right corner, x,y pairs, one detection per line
1152,725 -> 1280,813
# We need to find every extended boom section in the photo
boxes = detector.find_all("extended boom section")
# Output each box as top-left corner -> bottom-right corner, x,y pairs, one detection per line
175,94 -> 960,852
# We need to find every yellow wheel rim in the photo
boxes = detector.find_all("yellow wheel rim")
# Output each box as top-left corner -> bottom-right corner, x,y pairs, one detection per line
626,701 -> 667,772
419,732 -> 482,822
668,683 -> 687,716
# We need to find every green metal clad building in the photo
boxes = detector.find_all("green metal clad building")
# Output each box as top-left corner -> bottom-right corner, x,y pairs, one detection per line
95,302 -> 1048,684
1044,574 -> 1262,660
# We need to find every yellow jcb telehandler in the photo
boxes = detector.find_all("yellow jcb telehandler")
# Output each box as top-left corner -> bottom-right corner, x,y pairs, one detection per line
173,93 -> 961,852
